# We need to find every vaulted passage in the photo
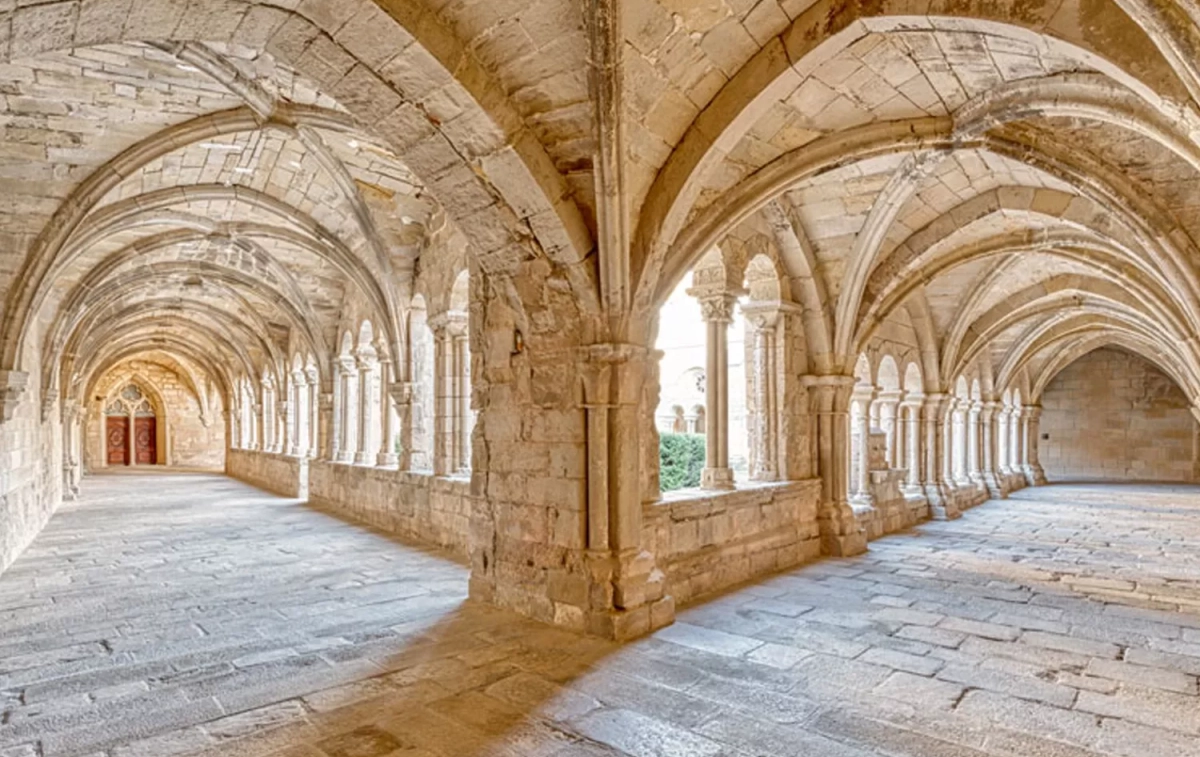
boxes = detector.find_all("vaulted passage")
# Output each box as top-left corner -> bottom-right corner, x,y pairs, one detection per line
3,473 -> 1200,756
5,0 -> 1200,753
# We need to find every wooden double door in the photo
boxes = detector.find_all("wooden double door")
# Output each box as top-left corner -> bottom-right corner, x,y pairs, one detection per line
106,416 -> 157,466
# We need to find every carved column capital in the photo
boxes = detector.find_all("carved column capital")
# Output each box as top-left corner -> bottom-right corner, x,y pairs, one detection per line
689,291 -> 738,323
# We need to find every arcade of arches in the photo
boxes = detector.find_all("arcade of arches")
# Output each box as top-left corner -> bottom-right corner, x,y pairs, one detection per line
5,0 -> 1200,754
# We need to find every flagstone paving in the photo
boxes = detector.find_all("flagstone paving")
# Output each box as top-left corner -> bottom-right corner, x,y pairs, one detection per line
3,473 -> 1200,757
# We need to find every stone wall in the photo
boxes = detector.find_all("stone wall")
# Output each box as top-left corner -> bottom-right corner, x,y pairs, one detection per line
308,461 -> 471,559
643,480 -> 822,605
1041,349 -> 1197,482
84,359 -> 224,471
0,379 -> 59,575
226,449 -> 309,499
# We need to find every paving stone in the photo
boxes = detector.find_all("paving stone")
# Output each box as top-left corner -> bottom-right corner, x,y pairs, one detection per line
1084,658 -> 1197,694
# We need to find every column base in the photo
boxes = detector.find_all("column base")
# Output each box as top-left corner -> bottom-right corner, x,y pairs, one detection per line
335,452 -> 353,464
353,452 -> 374,466
1023,464 -> 1047,486
818,500 -> 867,557
701,467 -> 735,490
924,482 -> 960,520
376,453 -> 399,468
982,471 -> 1005,498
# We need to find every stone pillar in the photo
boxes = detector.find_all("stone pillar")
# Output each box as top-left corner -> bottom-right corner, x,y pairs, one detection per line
802,375 -> 867,557
453,327 -> 471,472
377,357 -> 399,468
576,344 -> 673,639
902,397 -> 924,494
695,292 -> 736,489
336,356 -> 357,463
967,400 -> 984,486
1022,404 -> 1047,485
981,401 -> 1003,497
997,406 -> 1011,474
355,350 -> 378,465
319,391 -> 334,460
307,371 -> 320,459
952,400 -> 970,486
62,402 -> 82,500
744,307 -> 779,481
288,377 -> 303,456
254,400 -> 264,453
391,382 -> 415,470
851,387 -> 875,505
277,399 -> 291,456
878,391 -> 901,468
1010,406 -> 1024,473
921,393 -> 957,518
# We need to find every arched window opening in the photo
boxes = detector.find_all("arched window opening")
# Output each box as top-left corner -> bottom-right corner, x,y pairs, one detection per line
431,271 -> 473,476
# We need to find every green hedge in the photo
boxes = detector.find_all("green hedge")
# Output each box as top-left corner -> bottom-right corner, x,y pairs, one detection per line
659,432 -> 706,492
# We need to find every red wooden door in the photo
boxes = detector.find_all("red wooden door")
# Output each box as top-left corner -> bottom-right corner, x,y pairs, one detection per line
135,417 -> 157,465
106,417 -> 129,466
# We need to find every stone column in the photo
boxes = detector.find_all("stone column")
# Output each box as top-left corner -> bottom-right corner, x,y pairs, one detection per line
967,400 -> 984,486
878,391 -> 901,468
289,375 -> 303,456
744,306 -> 779,481
377,357 -> 399,468
902,396 -> 924,494
254,399 -> 264,452
431,316 -> 465,476
306,371 -> 320,458
277,399 -> 291,456
951,400 -> 970,485
336,356 -> 357,463
851,387 -> 875,505
391,382 -> 414,470
62,402 -> 82,500
921,393 -> 956,518
802,375 -> 867,557
997,406 -> 1011,475
981,401 -> 1003,497
578,344 -> 673,639
695,293 -> 736,490
355,350 -> 378,465
1022,404 -> 1047,485
318,391 -> 334,460
453,327 -> 471,472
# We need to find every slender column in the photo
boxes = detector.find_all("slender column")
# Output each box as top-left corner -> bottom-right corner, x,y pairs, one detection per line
254,398 -> 264,452
355,350 -> 378,465
981,401 -> 1003,497
921,393 -> 956,518
851,388 -> 875,505
289,375 -> 303,456
377,356 -> 399,468
306,372 -> 319,458
902,397 -> 924,493
745,307 -> 779,481
277,399 -> 291,456
997,407 -> 1011,474
952,401 -> 970,485
1022,404 -> 1047,485
802,375 -> 867,556
1009,406 -> 1024,472
695,293 -> 736,490
391,383 -> 414,470
319,391 -> 335,460
336,356 -> 357,463
453,329 -> 471,472
967,400 -> 984,486
878,391 -> 901,468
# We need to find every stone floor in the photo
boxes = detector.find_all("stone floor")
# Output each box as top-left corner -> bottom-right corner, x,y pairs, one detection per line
4,475 -> 1200,757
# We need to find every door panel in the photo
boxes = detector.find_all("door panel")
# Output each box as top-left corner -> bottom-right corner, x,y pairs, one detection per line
135,417 -> 157,465
106,417 -> 129,466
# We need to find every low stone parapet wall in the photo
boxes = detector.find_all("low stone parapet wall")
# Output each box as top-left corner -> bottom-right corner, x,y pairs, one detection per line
226,449 -> 308,498
644,480 -> 823,605
858,469 -> 927,541
307,461 -> 471,559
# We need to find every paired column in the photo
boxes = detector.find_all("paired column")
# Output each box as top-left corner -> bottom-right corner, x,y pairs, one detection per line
981,401 -> 1003,497
289,374 -> 304,456
921,393 -> 957,518
967,400 -> 984,487
997,406 -> 1012,475
377,356 -> 400,468
851,387 -> 876,504
902,396 -> 924,494
432,313 -> 469,475
802,375 -> 867,556
877,391 -> 902,469
744,306 -> 780,482
695,292 -> 736,490
336,355 -> 358,463
354,349 -> 379,465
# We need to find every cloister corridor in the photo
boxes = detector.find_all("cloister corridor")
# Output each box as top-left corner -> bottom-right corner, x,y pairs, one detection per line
1,473 -> 1198,757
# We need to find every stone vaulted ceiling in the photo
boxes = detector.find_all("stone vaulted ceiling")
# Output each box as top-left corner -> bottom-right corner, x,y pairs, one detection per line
1,0 -> 1200,417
